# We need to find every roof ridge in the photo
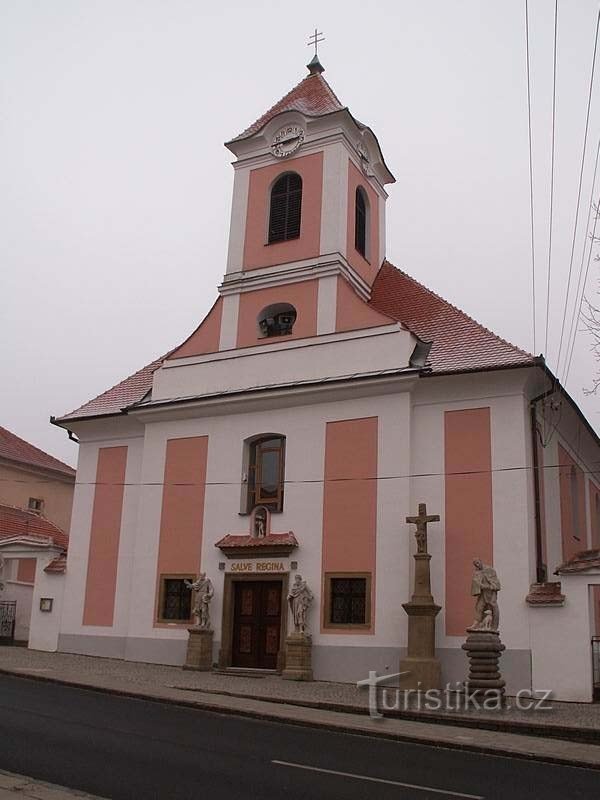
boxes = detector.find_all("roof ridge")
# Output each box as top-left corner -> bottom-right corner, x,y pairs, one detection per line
0,425 -> 75,475
382,260 -> 533,359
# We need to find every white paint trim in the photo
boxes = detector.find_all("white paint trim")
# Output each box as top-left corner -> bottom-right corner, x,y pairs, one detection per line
225,167 -> 250,275
162,323 -> 403,369
317,275 -> 338,335
219,293 -> 240,351
320,142 -> 348,258
220,254 -> 371,300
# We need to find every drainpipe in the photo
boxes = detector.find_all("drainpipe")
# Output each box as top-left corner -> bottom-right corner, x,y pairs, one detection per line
530,387 -> 554,584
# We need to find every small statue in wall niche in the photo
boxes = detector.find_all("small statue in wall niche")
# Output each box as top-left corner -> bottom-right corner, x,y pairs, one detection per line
184,573 -> 214,629
288,574 -> 314,635
253,506 -> 268,538
470,559 -> 501,632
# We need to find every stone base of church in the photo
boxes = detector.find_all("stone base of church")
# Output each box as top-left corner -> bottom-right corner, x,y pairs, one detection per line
183,627 -> 214,671
282,633 -> 313,681
398,656 -> 442,690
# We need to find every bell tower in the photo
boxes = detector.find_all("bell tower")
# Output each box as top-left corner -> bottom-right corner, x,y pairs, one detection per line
167,51 -> 398,359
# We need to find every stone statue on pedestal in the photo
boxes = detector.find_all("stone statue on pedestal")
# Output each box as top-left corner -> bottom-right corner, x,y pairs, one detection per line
283,575 -> 314,681
184,573 -> 214,630
287,574 -> 313,634
463,560 -> 505,699
470,559 -> 501,631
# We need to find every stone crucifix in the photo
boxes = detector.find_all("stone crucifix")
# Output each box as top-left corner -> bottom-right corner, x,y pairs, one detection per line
406,503 -> 440,555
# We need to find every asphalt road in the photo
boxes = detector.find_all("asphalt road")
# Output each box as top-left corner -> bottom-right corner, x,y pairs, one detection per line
0,675 -> 597,800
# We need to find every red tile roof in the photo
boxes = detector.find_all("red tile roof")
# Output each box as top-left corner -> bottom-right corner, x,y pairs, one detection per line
556,548 -> 600,574
369,261 -> 534,375
55,353 -> 169,423
44,555 -> 67,574
55,263 -> 535,424
215,532 -> 298,549
230,72 -> 344,142
0,425 -> 75,478
0,504 -> 68,551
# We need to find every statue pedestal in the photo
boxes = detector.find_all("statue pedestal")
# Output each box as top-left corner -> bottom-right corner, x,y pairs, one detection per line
462,629 -> 505,698
282,633 -> 313,681
183,627 -> 213,671
399,553 -> 442,690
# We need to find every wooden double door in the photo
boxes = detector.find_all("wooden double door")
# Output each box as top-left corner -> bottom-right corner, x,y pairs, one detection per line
232,580 -> 283,669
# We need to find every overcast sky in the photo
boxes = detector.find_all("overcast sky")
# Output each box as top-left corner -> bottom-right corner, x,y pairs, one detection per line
3,0 -> 600,466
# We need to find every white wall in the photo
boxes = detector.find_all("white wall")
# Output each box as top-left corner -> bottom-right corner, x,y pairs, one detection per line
529,573 -> 600,702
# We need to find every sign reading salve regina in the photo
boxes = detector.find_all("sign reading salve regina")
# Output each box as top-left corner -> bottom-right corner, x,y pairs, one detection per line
228,560 -> 288,573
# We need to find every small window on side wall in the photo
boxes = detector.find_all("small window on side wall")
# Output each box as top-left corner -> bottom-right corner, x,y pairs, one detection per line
324,573 -> 371,628
268,173 -> 302,244
157,575 -> 194,622
28,497 -> 44,514
245,435 -> 285,513
355,186 -> 368,259
258,303 -> 297,338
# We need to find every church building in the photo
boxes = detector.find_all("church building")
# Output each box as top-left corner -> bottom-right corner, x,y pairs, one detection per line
49,55 -> 600,701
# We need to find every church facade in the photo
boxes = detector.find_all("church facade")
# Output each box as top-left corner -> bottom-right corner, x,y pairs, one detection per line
51,58 -> 600,701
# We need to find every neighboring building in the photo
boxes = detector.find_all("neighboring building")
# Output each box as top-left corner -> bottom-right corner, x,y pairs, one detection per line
0,427 -> 73,647
0,425 -> 75,532
0,506 -> 68,646
51,57 -> 600,700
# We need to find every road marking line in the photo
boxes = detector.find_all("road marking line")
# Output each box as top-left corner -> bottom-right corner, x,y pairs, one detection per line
272,760 -> 484,799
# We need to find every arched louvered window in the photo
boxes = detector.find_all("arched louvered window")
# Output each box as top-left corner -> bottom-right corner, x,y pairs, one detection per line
268,173 -> 302,244
355,186 -> 368,258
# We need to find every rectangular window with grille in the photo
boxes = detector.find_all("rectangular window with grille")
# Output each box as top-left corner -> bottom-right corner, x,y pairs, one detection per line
324,573 -> 371,628
157,575 -> 194,622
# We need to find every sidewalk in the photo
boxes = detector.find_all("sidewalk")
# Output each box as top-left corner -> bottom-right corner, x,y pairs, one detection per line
0,770 -> 104,800
1,648 -> 599,769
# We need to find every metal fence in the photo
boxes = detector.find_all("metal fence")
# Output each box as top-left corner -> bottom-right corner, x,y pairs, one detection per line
593,636 -> 600,702
0,601 -> 16,645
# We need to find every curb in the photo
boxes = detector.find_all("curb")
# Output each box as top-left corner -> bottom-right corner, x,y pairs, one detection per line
2,667 -> 599,771
166,683 -> 600,745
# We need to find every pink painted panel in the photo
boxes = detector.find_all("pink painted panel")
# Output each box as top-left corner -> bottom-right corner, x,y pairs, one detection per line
154,437 -> 208,623
17,558 -> 36,583
168,298 -> 223,359
445,408 -> 493,636
558,444 -> 587,560
83,446 -> 128,627
589,480 -> 600,550
322,417 -> 378,633
335,276 -> 393,333
242,152 -> 323,271
236,280 -> 318,348
346,160 -> 380,286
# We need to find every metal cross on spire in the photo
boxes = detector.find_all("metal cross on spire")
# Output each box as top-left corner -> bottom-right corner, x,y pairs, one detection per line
307,28 -> 325,57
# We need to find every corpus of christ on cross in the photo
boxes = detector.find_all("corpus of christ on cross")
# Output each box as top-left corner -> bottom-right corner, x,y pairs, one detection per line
406,503 -> 440,555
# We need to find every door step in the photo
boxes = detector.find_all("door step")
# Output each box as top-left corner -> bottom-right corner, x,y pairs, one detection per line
214,667 -> 277,679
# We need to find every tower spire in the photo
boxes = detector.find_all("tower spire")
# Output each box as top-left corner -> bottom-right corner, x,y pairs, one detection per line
306,28 -> 325,74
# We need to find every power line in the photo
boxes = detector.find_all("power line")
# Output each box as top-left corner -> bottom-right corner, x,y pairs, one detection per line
544,0 -> 559,362
525,0 -> 537,355
562,137 -> 600,383
564,183 -> 600,385
2,460 -> 600,489
556,3 -> 600,379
